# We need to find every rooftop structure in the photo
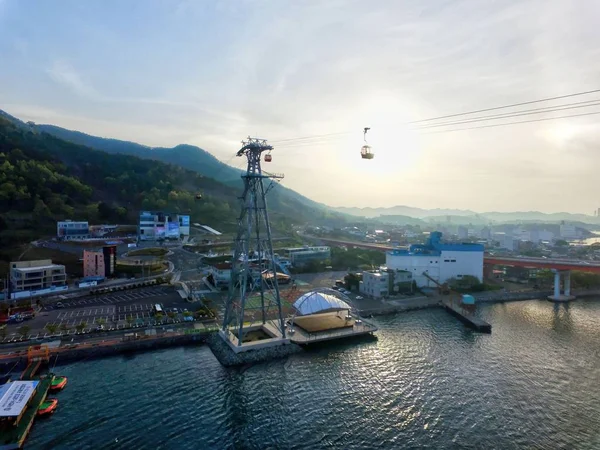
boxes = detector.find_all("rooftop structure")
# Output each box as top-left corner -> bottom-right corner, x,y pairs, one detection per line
293,291 -> 351,315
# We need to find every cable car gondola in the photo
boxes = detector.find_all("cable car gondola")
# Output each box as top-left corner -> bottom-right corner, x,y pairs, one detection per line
360,127 -> 374,160
264,152 -> 272,162
195,193 -> 203,200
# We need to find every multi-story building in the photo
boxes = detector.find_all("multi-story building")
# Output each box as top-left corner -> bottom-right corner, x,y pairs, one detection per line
10,260 -> 67,293
282,246 -> 331,267
559,223 -> 579,239
57,220 -> 90,240
83,246 -> 117,278
385,231 -> 483,288
360,271 -> 389,298
138,211 -> 190,241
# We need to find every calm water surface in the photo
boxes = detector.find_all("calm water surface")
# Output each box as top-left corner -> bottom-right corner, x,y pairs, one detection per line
26,298 -> 600,449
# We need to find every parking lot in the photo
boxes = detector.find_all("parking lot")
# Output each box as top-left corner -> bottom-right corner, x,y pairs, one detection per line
43,286 -> 173,310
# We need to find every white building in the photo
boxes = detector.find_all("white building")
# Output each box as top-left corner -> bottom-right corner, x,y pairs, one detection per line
385,232 -> 483,287
559,223 -> 579,239
457,226 -> 468,240
360,271 -> 390,298
57,220 -> 90,240
10,260 -> 67,295
138,211 -> 190,241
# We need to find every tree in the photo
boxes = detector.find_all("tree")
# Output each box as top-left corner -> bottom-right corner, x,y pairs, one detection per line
45,323 -> 59,335
17,325 -> 31,338
95,318 -> 106,327
75,322 -> 87,333
59,323 -> 69,334
167,312 -> 176,319
125,315 -> 134,327
0,326 -> 6,340
183,311 -> 192,317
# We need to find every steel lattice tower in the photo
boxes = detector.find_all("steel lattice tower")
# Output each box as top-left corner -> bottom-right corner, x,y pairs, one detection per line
221,137 -> 286,346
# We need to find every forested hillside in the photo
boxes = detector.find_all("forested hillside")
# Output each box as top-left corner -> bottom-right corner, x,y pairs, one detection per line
0,116 -> 343,254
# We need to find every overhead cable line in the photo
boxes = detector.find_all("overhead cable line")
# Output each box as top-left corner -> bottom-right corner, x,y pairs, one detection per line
413,100 -> 600,130
419,110 -> 600,134
407,88 -> 600,124
268,87 -> 600,145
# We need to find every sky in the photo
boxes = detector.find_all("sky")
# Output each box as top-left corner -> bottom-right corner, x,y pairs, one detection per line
1,0 -> 600,214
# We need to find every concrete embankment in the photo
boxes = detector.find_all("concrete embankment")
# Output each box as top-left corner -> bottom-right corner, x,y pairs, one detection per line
206,334 -> 303,367
359,297 -> 441,317
0,332 -> 210,373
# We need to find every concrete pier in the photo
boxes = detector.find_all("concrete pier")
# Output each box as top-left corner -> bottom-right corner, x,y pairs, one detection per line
441,299 -> 491,333
548,270 -> 576,302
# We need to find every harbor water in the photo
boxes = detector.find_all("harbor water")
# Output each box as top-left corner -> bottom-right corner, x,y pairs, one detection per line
26,298 -> 600,449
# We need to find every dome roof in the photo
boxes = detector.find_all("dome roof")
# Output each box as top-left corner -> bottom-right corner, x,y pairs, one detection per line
293,291 -> 351,316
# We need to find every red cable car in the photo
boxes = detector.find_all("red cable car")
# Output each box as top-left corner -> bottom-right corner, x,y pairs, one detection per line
265,154 -> 272,162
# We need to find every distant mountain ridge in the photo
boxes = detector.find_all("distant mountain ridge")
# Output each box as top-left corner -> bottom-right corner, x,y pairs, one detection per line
334,205 -> 599,225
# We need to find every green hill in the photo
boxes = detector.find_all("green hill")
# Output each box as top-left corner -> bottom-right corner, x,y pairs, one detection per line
25,120 -> 331,215
0,116 -> 340,252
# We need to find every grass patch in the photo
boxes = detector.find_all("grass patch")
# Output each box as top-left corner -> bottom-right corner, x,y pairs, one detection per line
116,262 -> 167,276
127,247 -> 168,257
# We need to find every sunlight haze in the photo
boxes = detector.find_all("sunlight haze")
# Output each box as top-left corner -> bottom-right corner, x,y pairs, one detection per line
1,0 -> 599,213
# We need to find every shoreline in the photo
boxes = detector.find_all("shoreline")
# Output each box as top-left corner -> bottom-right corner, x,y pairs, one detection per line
2,289 -> 599,372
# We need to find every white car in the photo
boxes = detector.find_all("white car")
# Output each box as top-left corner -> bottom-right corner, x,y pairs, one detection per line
356,296 -> 363,300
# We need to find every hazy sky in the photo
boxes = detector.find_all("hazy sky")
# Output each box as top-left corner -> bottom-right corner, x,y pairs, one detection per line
1,0 -> 600,214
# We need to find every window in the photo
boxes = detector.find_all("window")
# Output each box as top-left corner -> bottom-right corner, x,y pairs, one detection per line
451,259 -> 456,262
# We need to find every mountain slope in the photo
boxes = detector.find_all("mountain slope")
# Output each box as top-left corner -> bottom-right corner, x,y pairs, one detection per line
0,116 -> 342,253
27,120 -> 331,214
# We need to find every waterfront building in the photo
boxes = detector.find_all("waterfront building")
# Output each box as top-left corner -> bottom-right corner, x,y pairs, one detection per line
57,220 -> 90,240
385,231 -> 483,287
10,260 -> 66,293
206,262 -> 232,288
82,246 -> 117,279
360,269 -> 413,298
138,211 -> 190,241
282,246 -> 331,267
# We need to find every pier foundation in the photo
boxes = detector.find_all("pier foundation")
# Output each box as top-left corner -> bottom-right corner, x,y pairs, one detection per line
547,270 -> 576,302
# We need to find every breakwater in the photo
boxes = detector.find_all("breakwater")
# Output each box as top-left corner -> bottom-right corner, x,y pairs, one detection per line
0,331 -> 211,372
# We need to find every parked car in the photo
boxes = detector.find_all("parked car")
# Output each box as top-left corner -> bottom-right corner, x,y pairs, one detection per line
56,302 -> 65,309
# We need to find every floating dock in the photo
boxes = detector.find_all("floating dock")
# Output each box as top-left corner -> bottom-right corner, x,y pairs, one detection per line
441,299 -> 492,333
0,377 -> 52,450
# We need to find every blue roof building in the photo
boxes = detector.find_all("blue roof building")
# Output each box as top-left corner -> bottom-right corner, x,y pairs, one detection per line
386,232 -> 484,288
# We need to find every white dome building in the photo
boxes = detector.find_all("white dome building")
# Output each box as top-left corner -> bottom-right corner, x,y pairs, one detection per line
293,291 -> 352,316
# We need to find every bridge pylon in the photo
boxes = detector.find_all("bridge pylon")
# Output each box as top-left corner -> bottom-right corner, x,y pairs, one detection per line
547,269 -> 576,302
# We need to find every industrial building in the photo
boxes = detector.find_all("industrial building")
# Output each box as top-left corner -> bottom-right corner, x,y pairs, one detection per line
138,211 -> 190,241
82,246 -> 117,279
282,246 -> 331,267
56,220 -> 90,240
9,260 -> 67,296
385,231 -> 484,287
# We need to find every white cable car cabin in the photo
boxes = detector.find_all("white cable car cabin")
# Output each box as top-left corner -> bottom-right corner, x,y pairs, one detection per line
360,145 -> 374,159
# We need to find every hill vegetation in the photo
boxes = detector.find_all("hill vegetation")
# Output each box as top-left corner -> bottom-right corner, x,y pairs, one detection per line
0,116 -> 340,259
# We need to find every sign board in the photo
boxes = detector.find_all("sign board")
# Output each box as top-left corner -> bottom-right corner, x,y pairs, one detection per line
128,243 -> 137,248
167,222 -> 180,238
78,281 -> 98,288
180,215 -> 190,226
0,381 -> 39,417
10,285 -> 68,300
